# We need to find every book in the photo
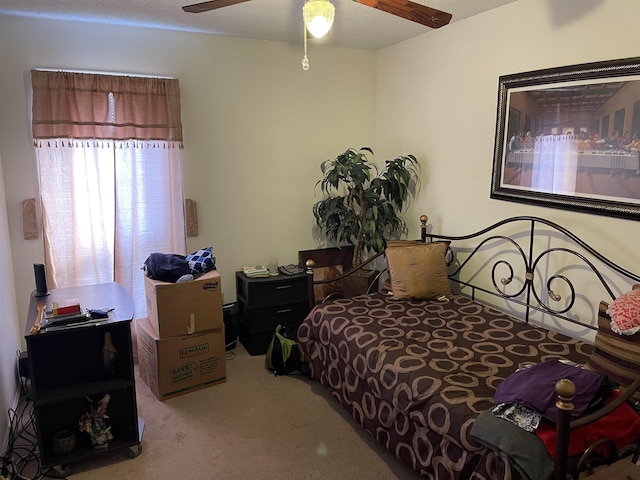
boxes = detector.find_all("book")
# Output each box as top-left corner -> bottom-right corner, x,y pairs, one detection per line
242,265 -> 270,278
51,298 -> 81,316
44,308 -> 91,327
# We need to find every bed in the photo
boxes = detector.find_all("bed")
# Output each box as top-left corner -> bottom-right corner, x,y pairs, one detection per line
296,215 -> 640,480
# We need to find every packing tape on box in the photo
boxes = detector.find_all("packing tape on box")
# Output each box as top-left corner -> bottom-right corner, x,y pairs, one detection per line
188,313 -> 195,334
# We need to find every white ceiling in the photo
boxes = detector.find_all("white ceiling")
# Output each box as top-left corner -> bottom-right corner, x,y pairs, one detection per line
0,0 -> 519,50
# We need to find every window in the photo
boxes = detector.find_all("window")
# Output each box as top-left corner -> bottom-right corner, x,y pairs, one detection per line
31,70 -> 186,319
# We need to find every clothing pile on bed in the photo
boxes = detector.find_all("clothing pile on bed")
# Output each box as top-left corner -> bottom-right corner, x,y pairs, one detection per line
470,359 -> 640,480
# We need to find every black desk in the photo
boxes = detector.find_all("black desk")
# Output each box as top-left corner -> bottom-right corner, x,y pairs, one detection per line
25,283 -> 142,475
25,282 -> 135,334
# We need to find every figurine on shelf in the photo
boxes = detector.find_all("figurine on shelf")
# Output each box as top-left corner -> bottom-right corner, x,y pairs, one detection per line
78,393 -> 113,449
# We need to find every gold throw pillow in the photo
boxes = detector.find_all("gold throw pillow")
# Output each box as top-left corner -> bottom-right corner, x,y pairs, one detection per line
385,240 -> 452,301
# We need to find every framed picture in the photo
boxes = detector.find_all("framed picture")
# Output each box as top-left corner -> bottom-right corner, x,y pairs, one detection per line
490,57 -> 640,220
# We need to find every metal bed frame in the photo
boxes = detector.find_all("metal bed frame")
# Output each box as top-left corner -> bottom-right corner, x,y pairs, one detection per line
304,214 -> 640,480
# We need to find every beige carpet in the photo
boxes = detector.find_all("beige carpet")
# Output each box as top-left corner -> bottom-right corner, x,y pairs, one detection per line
68,345 -> 426,480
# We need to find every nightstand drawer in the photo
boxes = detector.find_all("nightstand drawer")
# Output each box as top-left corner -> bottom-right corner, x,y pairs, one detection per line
236,272 -> 307,307
239,300 -> 308,333
238,304 -> 306,356
239,329 -> 271,356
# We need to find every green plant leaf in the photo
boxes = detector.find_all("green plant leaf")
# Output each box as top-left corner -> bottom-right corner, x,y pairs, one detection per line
313,148 -> 419,266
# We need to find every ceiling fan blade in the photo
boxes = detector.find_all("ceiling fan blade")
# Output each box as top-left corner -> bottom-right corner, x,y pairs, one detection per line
182,0 -> 252,14
354,0 -> 452,29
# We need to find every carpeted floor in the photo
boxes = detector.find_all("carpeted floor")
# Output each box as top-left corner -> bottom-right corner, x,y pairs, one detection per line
64,345 -> 426,480
7,341 -> 623,479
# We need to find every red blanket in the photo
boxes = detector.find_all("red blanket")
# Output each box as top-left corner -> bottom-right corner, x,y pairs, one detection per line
536,390 -> 640,458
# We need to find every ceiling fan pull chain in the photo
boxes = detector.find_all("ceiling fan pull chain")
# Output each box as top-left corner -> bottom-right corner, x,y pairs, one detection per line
302,21 -> 310,71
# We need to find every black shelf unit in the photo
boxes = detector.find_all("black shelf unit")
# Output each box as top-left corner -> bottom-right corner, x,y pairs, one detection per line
25,283 -> 142,474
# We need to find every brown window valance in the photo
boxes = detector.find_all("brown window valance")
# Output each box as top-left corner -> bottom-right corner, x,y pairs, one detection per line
31,70 -> 183,143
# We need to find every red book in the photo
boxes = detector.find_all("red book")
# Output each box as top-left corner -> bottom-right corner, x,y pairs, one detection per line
52,298 -> 81,316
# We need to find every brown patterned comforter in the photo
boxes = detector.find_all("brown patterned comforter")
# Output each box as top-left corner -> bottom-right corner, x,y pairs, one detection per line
297,293 -> 594,480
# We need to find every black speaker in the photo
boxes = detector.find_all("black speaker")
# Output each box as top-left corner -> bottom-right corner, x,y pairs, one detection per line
34,263 -> 49,297
18,351 -> 30,378
223,303 -> 240,351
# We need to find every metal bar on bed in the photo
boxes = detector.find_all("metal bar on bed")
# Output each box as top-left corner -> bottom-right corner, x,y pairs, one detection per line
420,215 -> 640,331
554,379 -> 576,480
526,218 -> 536,328
309,214 -> 640,328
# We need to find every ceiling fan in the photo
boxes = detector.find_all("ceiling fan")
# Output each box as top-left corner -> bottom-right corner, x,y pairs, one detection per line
181,0 -> 453,30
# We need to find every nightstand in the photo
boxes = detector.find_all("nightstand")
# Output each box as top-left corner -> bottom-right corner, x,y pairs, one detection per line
236,271 -> 309,355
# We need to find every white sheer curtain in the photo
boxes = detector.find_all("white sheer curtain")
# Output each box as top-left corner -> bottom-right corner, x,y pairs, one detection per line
32,70 -> 186,321
532,134 -> 578,194
114,141 -> 185,318
36,139 -> 185,319
38,141 -> 115,287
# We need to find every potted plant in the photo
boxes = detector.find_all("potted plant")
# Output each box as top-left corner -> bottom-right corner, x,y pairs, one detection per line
312,147 -> 419,268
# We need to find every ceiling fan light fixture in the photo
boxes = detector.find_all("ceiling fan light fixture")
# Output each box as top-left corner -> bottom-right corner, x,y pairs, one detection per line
303,0 -> 335,39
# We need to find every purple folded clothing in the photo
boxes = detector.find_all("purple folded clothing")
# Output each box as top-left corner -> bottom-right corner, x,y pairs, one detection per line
494,359 -> 604,422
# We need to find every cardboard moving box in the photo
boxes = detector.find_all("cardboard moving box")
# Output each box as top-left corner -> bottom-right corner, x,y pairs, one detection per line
144,270 -> 223,338
137,318 -> 226,401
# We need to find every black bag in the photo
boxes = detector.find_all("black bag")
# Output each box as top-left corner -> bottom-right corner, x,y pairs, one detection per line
143,253 -> 191,283
265,325 -> 308,376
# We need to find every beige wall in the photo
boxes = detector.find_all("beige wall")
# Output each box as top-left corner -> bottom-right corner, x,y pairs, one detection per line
377,0 -> 640,236
376,0 -> 640,337
0,149 -> 21,447
0,16 -> 377,341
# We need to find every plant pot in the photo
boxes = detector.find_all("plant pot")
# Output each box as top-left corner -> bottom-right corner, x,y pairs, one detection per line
342,269 -> 379,297
52,430 -> 76,455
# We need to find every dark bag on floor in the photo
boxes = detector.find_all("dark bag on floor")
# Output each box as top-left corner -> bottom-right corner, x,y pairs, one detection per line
265,325 -> 308,376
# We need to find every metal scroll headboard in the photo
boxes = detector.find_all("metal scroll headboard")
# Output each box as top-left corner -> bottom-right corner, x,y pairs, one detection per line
419,215 -> 640,330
